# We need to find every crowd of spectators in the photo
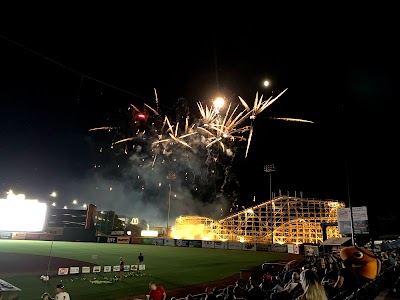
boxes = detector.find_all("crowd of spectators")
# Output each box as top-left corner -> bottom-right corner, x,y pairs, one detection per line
175,248 -> 400,300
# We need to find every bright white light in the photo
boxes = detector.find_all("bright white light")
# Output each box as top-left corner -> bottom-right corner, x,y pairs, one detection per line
52,202 -> 56,206
83,204 -> 87,208
263,80 -> 270,87
213,97 -> 225,110
141,230 -> 158,237
50,192 -> 57,197
0,198 -> 47,231
6,190 -> 26,200
72,200 -> 78,205
63,206 -> 67,209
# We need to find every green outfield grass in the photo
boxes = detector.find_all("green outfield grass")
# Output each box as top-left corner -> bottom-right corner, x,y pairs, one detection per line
0,240 -> 289,300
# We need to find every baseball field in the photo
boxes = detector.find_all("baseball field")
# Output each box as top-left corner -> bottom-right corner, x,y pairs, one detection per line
0,240 -> 292,299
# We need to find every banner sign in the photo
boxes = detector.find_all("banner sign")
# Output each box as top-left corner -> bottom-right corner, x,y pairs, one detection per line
243,243 -> 256,251
113,266 -> 120,272
93,266 -> 101,273
69,267 -> 79,274
287,244 -> 300,254
176,239 -> 189,247
163,239 -> 175,246
0,232 -> 12,239
82,267 -> 91,274
58,268 -> 69,275
131,265 -> 138,271
153,238 -> 164,245
189,240 -> 202,248
25,233 -> 40,240
0,279 -> 21,291
130,237 -> 142,244
214,241 -> 228,249
228,242 -> 243,250
104,266 -> 111,273
202,241 -> 215,248
117,236 -> 130,244
337,206 -> 369,234
141,238 -> 154,245
271,244 -> 288,253
47,227 -> 64,235
12,232 -> 26,240
124,265 -> 131,271
107,236 -> 117,243
256,243 -> 271,251
139,264 -> 145,271
111,230 -> 124,236
39,234 -> 53,241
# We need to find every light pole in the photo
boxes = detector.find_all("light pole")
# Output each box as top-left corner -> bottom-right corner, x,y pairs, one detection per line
264,164 -> 275,201
264,164 -> 276,243
166,172 -> 176,237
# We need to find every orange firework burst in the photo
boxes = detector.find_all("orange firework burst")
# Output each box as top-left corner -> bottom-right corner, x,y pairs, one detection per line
153,116 -> 197,149
197,102 -> 218,126
269,117 -> 314,123
88,127 -> 118,131
238,88 -> 289,157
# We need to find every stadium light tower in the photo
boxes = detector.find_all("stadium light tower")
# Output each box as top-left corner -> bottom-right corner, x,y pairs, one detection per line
264,164 -> 276,244
264,164 -> 275,201
166,172 -> 176,237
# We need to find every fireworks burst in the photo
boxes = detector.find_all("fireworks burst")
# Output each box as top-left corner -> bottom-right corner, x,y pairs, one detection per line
90,87 -> 311,218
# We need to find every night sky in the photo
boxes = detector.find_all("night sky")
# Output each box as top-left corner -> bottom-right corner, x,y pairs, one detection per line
0,14 -> 397,230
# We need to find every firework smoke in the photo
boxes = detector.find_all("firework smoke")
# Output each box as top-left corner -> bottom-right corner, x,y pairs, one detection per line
89,89 -> 311,223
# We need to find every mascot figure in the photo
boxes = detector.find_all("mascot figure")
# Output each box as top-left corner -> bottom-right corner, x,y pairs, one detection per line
340,245 -> 381,280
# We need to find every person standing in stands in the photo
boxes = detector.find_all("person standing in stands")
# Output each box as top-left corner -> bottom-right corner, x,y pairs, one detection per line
46,283 -> 71,300
149,282 -> 166,300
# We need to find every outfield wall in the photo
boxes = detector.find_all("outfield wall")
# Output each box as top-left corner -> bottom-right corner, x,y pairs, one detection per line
1,231 -> 296,254
96,236 -> 291,253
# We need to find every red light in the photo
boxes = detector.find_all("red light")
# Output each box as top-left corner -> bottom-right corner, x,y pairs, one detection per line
137,113 -> 146,119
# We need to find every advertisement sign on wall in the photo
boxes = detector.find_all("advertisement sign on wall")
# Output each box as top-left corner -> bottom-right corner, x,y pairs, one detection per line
189,240 -> 202,248
0,232 -> 12,239
202,241 -> 215,248
130,237 -> 142,244
243,243 -> 256,251
271,244 -> 288,253
214,241 -> 228,249
12,232 -> 26,240
124,265 -> 131,271
228,242 -> 243,250
163,239 -> 175,246
256,243 -> 271,252
153,238 -> 164,246
117,236 -> 130,244
176,239 -> 189,247
107,236 -> 117,243
111,231 -> 124,236
82,267 -> 91,274
141,238 -> 154,245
